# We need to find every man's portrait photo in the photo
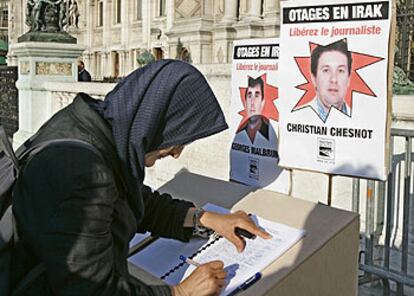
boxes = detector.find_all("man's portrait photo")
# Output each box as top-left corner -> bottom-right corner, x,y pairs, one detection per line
309,39 -> 352,122
237,76 -> 270,143
230,70 -> 284,189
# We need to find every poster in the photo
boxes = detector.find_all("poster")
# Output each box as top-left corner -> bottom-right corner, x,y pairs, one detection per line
278,0 -> 392,180
229,38 -> 290,193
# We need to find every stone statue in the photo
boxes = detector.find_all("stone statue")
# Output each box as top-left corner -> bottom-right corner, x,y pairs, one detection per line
175,39 -> 192,63
58,0 -> 68,31
25,0 -> 43,31
68,0 -> 80,28
19,0 -> 76,43
25,0 -> 67,33
43,2 -> 61,32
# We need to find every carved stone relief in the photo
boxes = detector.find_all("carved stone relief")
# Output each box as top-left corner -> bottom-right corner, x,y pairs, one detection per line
35,62 -> 72,75
175,0 -> 201,19
214,0 -> 224,17
20,62 -> 30,75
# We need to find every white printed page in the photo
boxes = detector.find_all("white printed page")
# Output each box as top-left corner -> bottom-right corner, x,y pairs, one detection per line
278,0 -> 391,180
128,203 -> 305,295
229,38 -> 291,193
177,216 -> 305,295
128,203 -> 230,280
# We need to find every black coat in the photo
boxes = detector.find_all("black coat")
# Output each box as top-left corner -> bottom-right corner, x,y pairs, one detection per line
78,69 -> 92,82
11,94 -> 194,295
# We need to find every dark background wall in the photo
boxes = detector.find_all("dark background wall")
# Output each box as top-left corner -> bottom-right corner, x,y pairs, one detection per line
0,66 -> 18,138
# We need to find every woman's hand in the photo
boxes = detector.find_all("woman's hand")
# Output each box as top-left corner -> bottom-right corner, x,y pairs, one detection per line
172,261 -> 226,296
200,211 -> 272,252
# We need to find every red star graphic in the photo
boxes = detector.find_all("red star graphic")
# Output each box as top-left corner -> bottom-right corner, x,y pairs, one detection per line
236,74 -> 279,132
293,40 -> 383,119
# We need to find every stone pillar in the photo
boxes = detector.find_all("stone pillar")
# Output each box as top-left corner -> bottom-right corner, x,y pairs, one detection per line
83,52 -> 91,71
203,0 -> 214,18
86,0 -> 94,45
107,52 -> 113,77
244,0 -> 262,22
10,0 -> 25,42
102,52 -> 109,77
221,0 -> 238,24
7,0 -> 25,66
117,51 -> 122,77
128,50 -> 134,73
125,51 -> 130,76
166,0 -> 174,32
142,0 -> 151,49
11,42 -> 85,146
103,0 -> 112,64
121,0 -> 129,60
86,0 -> 94,77
262,0 -> 280,37
131,49 -> 136,70
264,0 -> 279,19
212,26 -> 237,63
90,52 -> 96,78
120,50 -> 127,76
98,53 -> 104,79
7,55 -> 18,67
234,0 -> 264,39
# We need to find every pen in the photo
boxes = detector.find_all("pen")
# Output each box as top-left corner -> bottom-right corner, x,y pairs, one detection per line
234,213 -> 257,240
227,272 -> 262,296
235,227 -> 256,239
179,255 -> 201,267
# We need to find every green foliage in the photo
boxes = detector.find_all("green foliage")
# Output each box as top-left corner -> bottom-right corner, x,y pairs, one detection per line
393,66 -> 414,95
137,50 -> 155,67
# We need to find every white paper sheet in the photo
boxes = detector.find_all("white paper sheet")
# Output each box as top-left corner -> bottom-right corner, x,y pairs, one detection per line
229,38 -> 291,193
127,204 -> 229,279
128,204 -> 305,295
278,0 -> 391,180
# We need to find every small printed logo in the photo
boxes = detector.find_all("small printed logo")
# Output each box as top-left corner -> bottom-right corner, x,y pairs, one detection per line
249,157 -> 259,180
318,138 -> 335,161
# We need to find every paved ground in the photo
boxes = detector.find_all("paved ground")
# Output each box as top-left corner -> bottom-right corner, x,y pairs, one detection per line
359,280 -> 414,295
357,244 -> 414,295
359,283 -> 391,296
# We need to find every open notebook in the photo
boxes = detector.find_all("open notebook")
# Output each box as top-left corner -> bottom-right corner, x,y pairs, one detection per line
128,203 -> 305,296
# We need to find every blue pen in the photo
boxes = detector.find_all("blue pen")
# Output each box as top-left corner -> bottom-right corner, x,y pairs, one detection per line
179,255 -> 201,267
226,272 -> 262,296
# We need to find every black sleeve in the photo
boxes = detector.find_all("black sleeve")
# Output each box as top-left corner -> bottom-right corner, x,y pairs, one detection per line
13,145 -> 171,296
86,71 -> 92,82
138,185 -> 194,242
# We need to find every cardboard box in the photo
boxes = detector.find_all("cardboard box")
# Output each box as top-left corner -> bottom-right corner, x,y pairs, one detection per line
129,172 -> 359,296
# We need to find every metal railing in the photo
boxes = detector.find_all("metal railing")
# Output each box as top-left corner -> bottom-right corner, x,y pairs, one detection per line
356,128 -> 414,295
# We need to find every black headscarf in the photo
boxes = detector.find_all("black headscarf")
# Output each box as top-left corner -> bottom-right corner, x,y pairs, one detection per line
102,60 -> 228,223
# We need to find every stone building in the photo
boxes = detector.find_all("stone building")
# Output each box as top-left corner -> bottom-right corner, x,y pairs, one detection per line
0,0 -> 7,63
0,0 -> 7,41
7,0 -> 280,79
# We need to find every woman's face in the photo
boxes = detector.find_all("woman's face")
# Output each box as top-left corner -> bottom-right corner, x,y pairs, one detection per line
144,145 -> 185,167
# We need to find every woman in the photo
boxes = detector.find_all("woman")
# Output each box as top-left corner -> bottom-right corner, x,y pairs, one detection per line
12,60 -> 270,295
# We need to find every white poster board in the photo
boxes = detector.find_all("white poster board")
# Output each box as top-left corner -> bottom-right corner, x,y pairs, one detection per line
229,38 -> 290,193
278,0 -> 392,180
